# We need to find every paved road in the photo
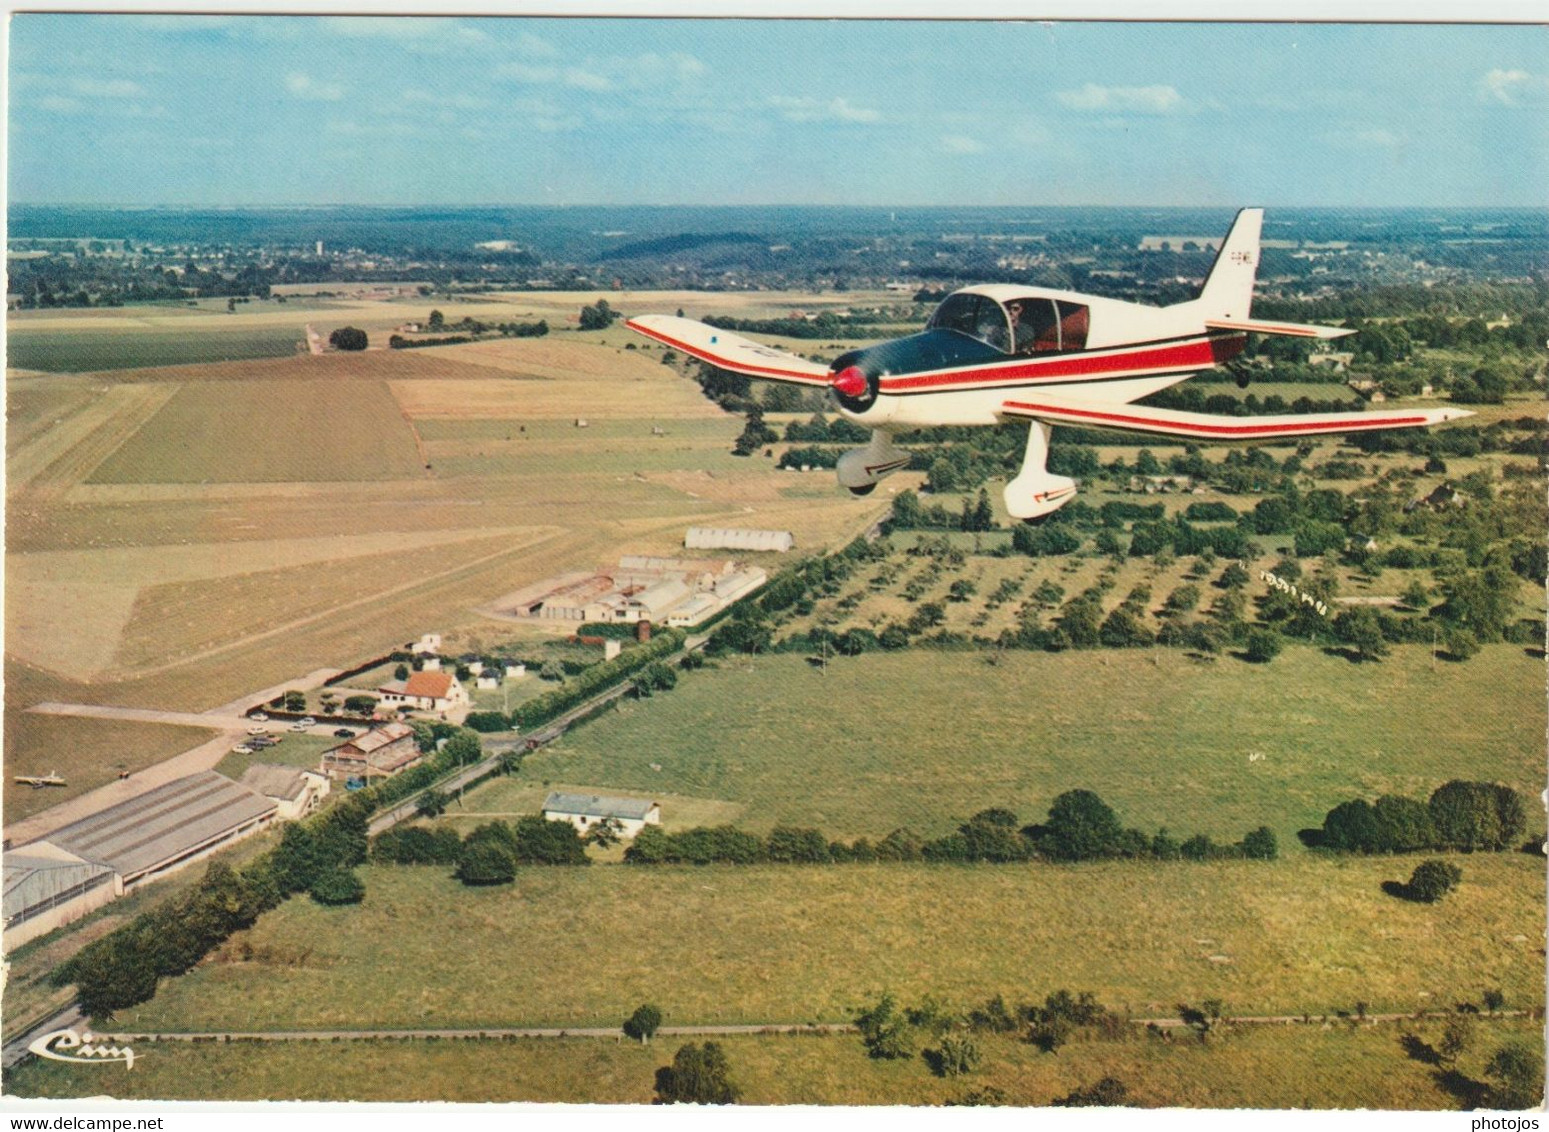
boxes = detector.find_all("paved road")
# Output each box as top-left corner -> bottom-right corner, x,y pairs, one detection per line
94,1009 -> 1534,1049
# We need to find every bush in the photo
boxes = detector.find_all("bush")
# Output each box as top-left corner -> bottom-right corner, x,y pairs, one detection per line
1056,1077 -> 1130,1107
1428,780 -> 1527,851
309,868 -> 365,905
370,826 -> 462,865
1405,859 -> 1462,902
1037,790 -> 1123,861
455,837 -> 517,886
655,1041 -> 739,1104
328,326 -> 367,351
464,710 -> 509,732
1242,628 -> 1283,663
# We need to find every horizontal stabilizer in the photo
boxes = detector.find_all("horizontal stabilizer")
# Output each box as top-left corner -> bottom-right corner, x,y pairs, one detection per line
626,315 -> 832,385
1206,317 -> 1355,340
999,394 -> 1471,441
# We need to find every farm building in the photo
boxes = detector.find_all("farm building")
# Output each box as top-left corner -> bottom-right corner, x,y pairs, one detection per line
321,721 -> 421,782
685,527 -> 794,553
666,592 -> 720,627
377,670 -> 468,712
543,792 -> 662,839
239,763 -> 331,820
42,771 -> 277,894
3,842 -> 117,950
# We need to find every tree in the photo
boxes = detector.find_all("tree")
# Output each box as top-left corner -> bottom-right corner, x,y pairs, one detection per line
929,1035 -> 981,1077
1335,607 -> 1389,661
1485,1041 -> 1545,1109
1405,859 -> 1462,903
655,1042 -> 739,1104
586,816 -> 625,849
1242,628 -> 1283,663
1438,1013 -> 1474,1063
1239,826 -> 1278,860
623,1003 -> 663,1044
854,992 -> 916,1059
1428,780 -> 1526,851
539,660 -> 566,681
1443,627 -> 1480,661
428,309 -> 445,330
1322,799 -> 1382,853
329,326 -> 368,351
443,729 -> 483,766
416,789 -> 450,820
1372,795 -> 1437,853
948,579 -> 977,603
1482,988 -> 1505,1014
578,299 -> 618,331
309,867 -> 365,905
1218,561 -> 1250,589
282,690 -> 307,712
1038,790 -> 1123,861
343,694 -> 378,715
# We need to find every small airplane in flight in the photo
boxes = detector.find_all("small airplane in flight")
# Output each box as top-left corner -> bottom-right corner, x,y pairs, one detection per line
627,209 -> 1470,521
14,771 -> 66,789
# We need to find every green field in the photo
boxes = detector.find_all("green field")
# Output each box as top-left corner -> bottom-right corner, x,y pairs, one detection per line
516,646 -> 1545,845
214,733 -> 339,780
86,379 -> 426,483
115,853 -> 1543,1034
8,1017 -> 1540,1107
6,325 -> 305,373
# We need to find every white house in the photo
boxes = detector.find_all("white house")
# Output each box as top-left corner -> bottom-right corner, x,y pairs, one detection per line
377,670 -> 468,712
238,763 -> 331,821
542,792 -> 662,839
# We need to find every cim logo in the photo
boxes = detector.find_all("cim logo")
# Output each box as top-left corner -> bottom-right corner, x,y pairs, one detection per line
27,1028 -> 138,1070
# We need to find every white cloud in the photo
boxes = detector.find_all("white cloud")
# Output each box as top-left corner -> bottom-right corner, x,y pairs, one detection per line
71,77 -> 146,99
37,94 -> 84,114
1480,68 -> 1549,107
941,134 -> 985,154
514,31 -> 559,58
1055,83 -> 1184,114
1324,127 -> 1403,151
286,72 -> 345,102
495,61 -> 610,90
563,69 -> 612,92
769,95 -> 881,123
403,88 -> 490,111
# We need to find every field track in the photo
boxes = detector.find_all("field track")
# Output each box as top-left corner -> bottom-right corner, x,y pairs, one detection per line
8,383 -> 178,499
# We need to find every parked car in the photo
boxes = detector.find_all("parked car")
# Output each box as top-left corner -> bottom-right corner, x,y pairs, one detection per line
333,728 -> 356,739
230,744 -> 253,755
300,717 -> 317,727
250,712 -> 269,722
247,725 -> 270,736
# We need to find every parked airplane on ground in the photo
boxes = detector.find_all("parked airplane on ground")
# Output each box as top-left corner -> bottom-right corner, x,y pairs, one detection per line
627,209 -> 1470,520
14,772 -> 65,789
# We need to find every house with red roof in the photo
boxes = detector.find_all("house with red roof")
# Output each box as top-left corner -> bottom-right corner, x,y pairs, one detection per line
376,669 -> 469,713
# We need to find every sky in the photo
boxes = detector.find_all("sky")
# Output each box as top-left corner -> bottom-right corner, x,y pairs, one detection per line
8,15 -> 1549,207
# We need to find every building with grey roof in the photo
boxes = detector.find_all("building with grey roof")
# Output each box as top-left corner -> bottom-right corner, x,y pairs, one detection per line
43,771 -> 277,893
239,763 -> 330,821
3,842 -> 117,950
684,527 -> 794,553
542,791 -> 662,839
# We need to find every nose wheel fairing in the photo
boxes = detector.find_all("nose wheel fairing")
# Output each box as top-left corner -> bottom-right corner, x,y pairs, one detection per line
1004,421 -> 1077,522
836,431 -> 911,495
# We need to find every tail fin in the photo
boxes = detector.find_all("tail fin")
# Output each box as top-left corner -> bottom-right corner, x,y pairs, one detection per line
1195,208 -> 1263,321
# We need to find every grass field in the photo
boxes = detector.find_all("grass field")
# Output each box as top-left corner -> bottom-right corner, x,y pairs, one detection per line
7,1017 -> 1541,1107
5,325 -> 305,373
113,854 -> 1543,1034
1,699 -> 217,822
214,734 -> 339,781
87,379 -> 426,484
515,646 -> 1544,846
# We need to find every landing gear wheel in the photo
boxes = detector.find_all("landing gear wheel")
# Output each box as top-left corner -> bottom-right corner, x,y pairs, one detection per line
848,484 -> 878,496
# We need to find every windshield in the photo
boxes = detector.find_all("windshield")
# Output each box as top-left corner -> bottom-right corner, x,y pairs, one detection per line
927,293 -> 1011,353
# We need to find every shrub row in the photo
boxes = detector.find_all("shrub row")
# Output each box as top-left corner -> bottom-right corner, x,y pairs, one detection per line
507,628 -> 686,730
623,792 -> 1277,866
1321,780 -> 1529,854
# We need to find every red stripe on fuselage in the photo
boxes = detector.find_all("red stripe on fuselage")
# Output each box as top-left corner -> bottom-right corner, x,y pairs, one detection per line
1001,400 -> 1430,437
625,320 -> 830,384
877,334 -> 1242,394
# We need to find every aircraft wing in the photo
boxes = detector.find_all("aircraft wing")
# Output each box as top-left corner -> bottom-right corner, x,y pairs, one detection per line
626,314 -> 834,386
999,394 -> 1472,441
1206,317 -> 1354,339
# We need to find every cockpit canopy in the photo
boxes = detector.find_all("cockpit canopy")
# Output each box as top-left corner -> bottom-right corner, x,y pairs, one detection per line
927,291 -> 1090,355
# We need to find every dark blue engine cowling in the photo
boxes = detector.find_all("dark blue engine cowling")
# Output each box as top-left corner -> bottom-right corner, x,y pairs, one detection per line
830,328 -> 1007,410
